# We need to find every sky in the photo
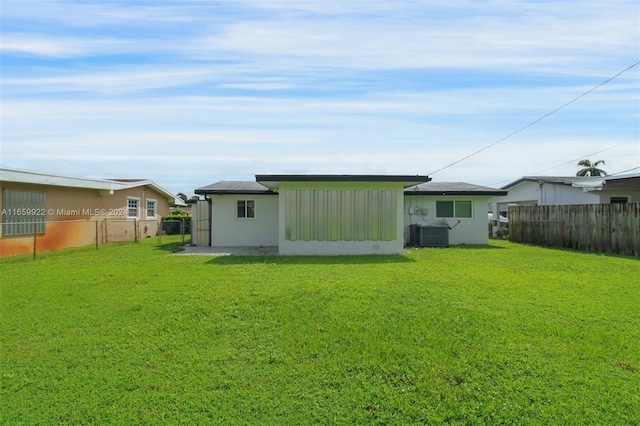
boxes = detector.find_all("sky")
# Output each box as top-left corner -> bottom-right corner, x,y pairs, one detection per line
1,0 -> 639,196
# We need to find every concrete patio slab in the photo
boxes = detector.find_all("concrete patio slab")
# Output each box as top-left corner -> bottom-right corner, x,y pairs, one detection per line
174,245 -> 279,256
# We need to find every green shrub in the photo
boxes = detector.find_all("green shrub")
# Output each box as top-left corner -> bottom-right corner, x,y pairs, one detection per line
495,227 -> 509,239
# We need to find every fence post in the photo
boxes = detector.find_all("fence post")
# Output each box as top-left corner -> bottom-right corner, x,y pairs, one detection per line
134,218 -> 138,243
96,221 -> 99,250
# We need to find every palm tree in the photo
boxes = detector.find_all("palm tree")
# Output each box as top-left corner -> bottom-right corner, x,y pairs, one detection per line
576,159 -> 607,177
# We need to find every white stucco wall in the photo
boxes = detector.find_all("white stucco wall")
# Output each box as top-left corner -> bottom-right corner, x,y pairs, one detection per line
277,181 -> 406,255
404,195 -> 491,245
210,194 -> 278,246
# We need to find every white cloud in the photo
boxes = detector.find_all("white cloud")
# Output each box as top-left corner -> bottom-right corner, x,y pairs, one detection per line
1,0 -> 638,195
1,0 -> 213,27
0,33 -> 182,59
195,1 -> 638,73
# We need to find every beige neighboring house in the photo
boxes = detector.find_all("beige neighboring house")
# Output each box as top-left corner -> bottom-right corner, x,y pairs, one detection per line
0,167 -> 184,256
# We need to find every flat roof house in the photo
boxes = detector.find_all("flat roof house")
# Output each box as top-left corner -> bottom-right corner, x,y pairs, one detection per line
194,174 -> 507,255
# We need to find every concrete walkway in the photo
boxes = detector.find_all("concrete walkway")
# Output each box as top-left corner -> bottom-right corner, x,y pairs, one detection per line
174,245 -> 279,256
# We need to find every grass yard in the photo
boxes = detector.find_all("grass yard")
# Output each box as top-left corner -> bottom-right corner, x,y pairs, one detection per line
1,238 -> 638,425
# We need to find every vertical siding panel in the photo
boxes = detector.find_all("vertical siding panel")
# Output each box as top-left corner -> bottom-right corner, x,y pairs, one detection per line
329,190 -> 339,241
355,190 -> 364,241
386,191 -> 403,241
318,190 -> 324,241
370,190 -> 380,241
301,190 -> 309,241
285,190 -> 294,241
381,190 -> 395,241
340,191 -> 354,241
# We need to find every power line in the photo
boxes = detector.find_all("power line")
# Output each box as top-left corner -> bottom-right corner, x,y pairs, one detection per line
488,141 -> 633,186
607,166 -> 640,176
427,60 -> 640,176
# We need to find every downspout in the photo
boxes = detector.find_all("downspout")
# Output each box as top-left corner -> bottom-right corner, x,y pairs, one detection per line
537,181 -> 544,205
204,195 -> 212,246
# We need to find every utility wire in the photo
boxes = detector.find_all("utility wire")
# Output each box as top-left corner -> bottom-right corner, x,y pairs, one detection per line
607,166 -> 640,176
428,60 -> 640,176
488,141 -> 633,186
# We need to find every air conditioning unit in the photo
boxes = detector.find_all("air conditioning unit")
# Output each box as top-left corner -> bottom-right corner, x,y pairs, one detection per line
409,224 -> 449,247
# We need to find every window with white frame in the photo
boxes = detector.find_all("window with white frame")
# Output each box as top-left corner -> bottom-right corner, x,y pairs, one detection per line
1,189 -> 47,236
127,197 -> 140,218
146,199 -> 157,218
236,200 -> 255,219
436,200 -> 472,218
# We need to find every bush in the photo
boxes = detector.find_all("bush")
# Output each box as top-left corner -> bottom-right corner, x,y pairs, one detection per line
495,227 -> 509,239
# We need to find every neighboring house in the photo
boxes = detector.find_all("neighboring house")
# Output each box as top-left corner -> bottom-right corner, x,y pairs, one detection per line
489,174 -> 640,221
0,167 -> 184,256
570,173 -> 640,202
193,175 -> 507,255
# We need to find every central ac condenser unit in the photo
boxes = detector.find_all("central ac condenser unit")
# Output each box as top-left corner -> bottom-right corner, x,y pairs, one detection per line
409,224 -> 449,247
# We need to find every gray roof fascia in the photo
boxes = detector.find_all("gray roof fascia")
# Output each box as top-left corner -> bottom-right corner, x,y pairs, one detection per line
405,182 -> 508,196
195,181 -> 276,195
256,174 -> 431,189
406,189 -> 508,196
500,176 -> 589,190
199,189 -> 277,195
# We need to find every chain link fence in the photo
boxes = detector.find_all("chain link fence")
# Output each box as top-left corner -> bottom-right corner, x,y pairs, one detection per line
158,219 -> 191,244
0,218 -> 191,259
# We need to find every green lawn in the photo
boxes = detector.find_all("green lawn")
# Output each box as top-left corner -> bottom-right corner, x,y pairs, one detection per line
1,238 -> 638,425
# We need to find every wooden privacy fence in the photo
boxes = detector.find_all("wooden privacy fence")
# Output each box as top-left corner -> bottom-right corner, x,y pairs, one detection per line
509,203 -> 640,256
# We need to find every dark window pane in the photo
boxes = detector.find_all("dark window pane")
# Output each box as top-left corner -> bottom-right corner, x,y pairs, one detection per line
436,201 -> 453,218
455,201 -> 472,218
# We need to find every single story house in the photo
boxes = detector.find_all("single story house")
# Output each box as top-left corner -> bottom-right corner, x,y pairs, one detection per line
0,167 -> 184,256
193,174 -> 508,255
489,173 -> 640,221
570,173 -> 639,201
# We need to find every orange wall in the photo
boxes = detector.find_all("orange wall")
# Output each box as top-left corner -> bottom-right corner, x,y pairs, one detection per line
1,183 -> 172,256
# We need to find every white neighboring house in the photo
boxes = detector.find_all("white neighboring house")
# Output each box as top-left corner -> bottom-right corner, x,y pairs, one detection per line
489,174 -> 640,221
193,175 -> 507,255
